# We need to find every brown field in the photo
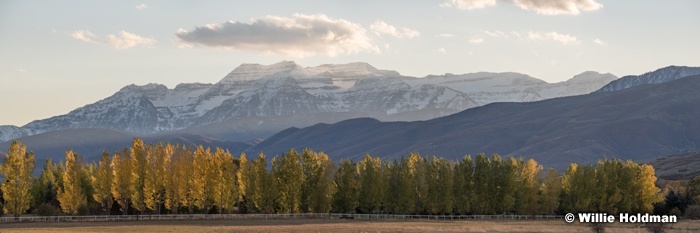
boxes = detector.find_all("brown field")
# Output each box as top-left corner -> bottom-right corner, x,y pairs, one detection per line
1,219 -> 699,233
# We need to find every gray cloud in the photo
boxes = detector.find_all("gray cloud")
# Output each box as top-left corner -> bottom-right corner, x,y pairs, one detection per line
175,14 -> 379,57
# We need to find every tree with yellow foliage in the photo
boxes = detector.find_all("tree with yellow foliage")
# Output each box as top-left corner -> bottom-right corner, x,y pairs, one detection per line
193,146 -> 215,212
57,149 -> 87,215
272,149 -> 304,213
0,141 -> 36,217
212,148 -> 238,213
92,151 -> 113,215
111,150 -> 131,215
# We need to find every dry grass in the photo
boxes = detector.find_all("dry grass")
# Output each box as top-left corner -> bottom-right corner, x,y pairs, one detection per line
1,219 -> 699,233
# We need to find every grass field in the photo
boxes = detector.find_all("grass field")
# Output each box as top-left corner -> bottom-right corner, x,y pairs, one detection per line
1,219 -> 699,233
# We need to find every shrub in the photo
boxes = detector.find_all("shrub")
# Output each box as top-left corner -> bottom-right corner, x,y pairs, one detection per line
644,222 -> 668,233
589,222 -> 606,233
669,207 -> 682,217
36,203 -> 61,216
685,205 -> 700,220
77,204 -> 90,216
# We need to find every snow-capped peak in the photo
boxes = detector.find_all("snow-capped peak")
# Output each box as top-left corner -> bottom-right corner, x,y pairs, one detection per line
8,61 -> 623,143
219,60 -> 306,83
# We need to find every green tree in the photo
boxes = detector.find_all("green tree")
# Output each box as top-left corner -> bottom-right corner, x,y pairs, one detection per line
0,141 -> 36,217
31,158 -> 61,210
357,154 -> 384,214
332,159 -> 359,213
300,149 -> 335,213
384,161 -> 401,214
454,155 -> 474,214
432,157 -> 454,214
237,152 -> 250,213
688,176 -> 700,204
473,153 -> 492,214
561,163 -> 597,213
57,149 -> 87,215
272,149 -> 304,213
539,168 -> 561,214
251,152 -> 274,213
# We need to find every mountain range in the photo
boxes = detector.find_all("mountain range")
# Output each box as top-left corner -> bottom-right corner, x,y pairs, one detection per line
1,61 -> 617,142
251,74 -> 700,170
2,62 -> 700,172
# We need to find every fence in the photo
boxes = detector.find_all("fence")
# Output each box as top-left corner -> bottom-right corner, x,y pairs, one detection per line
0,213 -> 563,224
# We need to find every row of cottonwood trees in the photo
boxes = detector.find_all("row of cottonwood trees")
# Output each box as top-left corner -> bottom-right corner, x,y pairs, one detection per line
1,139 -> 661,217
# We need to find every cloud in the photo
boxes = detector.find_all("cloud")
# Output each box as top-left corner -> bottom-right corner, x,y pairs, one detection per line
528,31 -> 579,44
593,38 -> 606,46
436,33 -> 454,38
440,0 -> 496,10
175,14 -> 379,57
71,30 -> 99,43
71,30 -> 156,49
135,4 -> 147,10
370,21 -> 420,39
483,30 -> 508,38
18,69 -> 27,73
513,0 -> 603,15
468,37 -> 484,44
107,31 -> 157,49
442,0 -> 602,15
437,48 -> 447,54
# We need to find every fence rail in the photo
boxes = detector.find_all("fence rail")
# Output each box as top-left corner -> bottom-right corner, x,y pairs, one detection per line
0,213 -> 563,224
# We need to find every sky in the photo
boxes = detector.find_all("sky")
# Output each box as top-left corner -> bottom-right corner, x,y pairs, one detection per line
1,0 -> 699,126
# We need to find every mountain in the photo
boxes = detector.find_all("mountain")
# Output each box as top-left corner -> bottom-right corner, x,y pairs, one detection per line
5,61 -> 617,143
0,128 -> 253,164
251,75 -> 700,170
598,66 -> 700,92
0,125 -> 29,142
650,151 -> 700,180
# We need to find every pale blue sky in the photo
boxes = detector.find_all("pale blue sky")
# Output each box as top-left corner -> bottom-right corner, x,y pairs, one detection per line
1,0 -> 699,126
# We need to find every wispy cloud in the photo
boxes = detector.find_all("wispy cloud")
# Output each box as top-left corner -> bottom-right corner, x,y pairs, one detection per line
71,30 -> 156,49
135,4 -> 148,10
513,0 -> 603,15
528,31 -> 579,44
175,14 -> 379,57
468,37 -> 485,44
370,21 -> 420,39
593,38 -> 606,46
442,0 -> 603,15
436,33 -> 454,38
107,31 -> 157,49
437,48 -> 447,54
18,68 -> 27,73
483,30 -> 508,38
440,0 -> 496,10
71,30 -> 100,43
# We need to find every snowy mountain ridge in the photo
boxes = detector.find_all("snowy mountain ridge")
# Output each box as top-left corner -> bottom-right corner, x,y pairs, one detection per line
598,66 -> 700,92
5,61 -> 621,142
